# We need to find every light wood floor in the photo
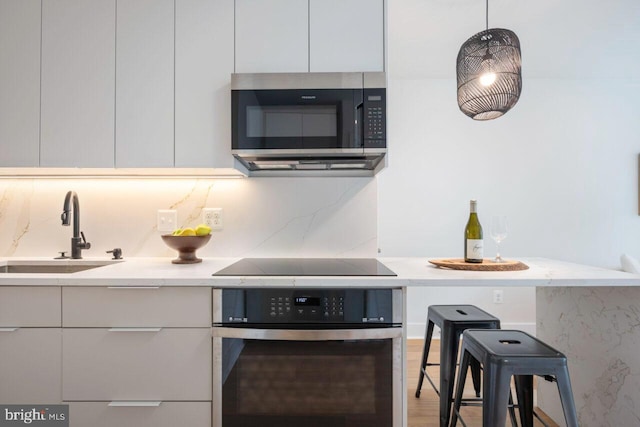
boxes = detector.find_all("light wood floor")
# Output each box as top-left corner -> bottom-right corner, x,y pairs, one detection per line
407,339 -> 559,427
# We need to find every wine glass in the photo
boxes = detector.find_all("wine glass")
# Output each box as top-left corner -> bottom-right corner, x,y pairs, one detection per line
490,216 -> 508,263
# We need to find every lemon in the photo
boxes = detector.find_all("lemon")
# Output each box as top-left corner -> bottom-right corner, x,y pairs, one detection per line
195,224 -> 212,236
177,227 -> 196,236
171,228 -> 182,236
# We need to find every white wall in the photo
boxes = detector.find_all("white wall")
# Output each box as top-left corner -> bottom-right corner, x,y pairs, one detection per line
383,0 -> 640,337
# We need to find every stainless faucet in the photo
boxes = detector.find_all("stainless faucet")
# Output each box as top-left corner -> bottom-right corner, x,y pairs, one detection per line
61,191 -> 91,259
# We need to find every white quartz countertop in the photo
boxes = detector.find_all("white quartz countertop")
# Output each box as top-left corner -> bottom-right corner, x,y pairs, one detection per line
0,256 -> 639,287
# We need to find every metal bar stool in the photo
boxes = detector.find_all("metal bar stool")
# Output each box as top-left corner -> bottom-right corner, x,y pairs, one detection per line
451,329 -> 579,427
415,305 -> 501,427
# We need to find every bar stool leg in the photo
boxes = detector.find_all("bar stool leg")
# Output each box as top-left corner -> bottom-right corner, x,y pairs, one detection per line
415,320 -> 435,398
450,349 -> 471,427
470,358 -> 482,397
439,326 -> 459,427
514,375 -> 534,427
483,365 -> 512,427
556,366 -> 579,427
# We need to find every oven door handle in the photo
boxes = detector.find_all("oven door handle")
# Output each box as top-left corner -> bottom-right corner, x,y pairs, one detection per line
212,326 -> 402,341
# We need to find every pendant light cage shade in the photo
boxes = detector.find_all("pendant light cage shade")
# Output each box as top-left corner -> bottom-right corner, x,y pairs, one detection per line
457,28 -> 522,120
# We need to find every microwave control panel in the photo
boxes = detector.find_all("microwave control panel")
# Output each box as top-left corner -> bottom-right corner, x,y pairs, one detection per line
363,88 -> 386,148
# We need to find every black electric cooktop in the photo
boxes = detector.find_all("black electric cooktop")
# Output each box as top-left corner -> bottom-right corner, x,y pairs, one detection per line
212,258 -> 396,277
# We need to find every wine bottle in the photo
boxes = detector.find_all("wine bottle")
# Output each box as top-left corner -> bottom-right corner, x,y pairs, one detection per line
464,200 -> 483,263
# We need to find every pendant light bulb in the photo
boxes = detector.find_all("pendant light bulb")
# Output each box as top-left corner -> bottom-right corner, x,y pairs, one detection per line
479,72 -> 496,87
479,50 -> 496,86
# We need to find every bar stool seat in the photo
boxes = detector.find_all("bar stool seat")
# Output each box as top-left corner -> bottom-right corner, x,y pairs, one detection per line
451,329 -> 579,427
415,305 -> 501,427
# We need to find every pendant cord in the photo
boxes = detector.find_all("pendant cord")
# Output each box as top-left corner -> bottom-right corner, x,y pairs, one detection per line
485,0 -> 489,33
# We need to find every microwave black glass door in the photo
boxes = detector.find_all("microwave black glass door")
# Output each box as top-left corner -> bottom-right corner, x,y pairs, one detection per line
232,89 -> 361,150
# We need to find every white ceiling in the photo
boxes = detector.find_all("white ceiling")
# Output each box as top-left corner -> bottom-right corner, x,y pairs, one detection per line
389,0 -> 640,79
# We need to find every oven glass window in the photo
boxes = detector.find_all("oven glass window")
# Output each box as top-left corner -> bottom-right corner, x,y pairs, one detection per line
221,339 -> 392,427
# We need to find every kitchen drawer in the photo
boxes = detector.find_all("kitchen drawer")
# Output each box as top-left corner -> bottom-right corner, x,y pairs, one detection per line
62,328 -> 211,401
0,328 -> 62,403
0,286 -> 61,327
62,286 -> 211,327
67,402 -> 210,427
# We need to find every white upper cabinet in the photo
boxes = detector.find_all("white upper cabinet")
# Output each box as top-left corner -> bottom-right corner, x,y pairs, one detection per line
175,0 -> 234,168
2,0 -> 385,170
40,0 -> 116,167
116,0 -> 174,168
0,0 -> 41,167
235,0 -> 309,73
309,0 -> 384,72
234,0 -> 385,74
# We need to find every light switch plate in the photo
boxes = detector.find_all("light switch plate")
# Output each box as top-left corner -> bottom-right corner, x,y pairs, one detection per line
157,210 -> 177,232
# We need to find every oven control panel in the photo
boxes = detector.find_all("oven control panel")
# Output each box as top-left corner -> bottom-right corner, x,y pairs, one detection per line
270,292 -> 344,321
221,288 -> 395,325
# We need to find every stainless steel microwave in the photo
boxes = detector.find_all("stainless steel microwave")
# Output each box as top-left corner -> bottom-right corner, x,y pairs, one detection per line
231,72 -> 386,176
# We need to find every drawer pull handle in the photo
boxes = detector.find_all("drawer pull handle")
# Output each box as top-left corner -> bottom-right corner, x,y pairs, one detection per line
108,401 -> 162,407
0,327 -> 19,332
107,286 -> 160,289
107,328 -> 162,332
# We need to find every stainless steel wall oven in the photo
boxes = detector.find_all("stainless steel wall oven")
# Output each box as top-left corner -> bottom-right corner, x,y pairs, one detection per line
212,287 -> 404,427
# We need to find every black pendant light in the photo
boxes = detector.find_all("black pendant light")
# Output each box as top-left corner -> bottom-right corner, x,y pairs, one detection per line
456,0 -> 522,120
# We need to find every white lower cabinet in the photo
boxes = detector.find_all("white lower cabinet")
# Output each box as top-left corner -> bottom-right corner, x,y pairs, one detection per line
62,328 -> 211,401
0,286 -> 61,326
62,286 -> 211,327
0,286 -> 61,404
0,328 -> 62,404
67,402 -> 211,427
0,285 -> 213,425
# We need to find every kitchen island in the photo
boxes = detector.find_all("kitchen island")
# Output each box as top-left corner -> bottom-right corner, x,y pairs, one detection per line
1,256 -> 638,427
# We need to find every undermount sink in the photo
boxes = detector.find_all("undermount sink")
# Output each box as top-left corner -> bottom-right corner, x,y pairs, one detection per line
0,260 -> 120,274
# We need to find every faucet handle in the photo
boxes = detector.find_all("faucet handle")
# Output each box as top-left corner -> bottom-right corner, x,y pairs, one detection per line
79,231 -> 91,250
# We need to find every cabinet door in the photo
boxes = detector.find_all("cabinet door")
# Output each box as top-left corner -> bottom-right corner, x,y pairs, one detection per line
62,286 -> 211,327
0,328 -> 62,404
309,0 -> 384,72
116,0 -> 174,167
63,328 -> 211,401
68,402 -> 210,427
0,286 -> 61,327
175,0 -> 234,168
0,0 -> 41,166
40,0 -> 116,167
235,0 -> 308,73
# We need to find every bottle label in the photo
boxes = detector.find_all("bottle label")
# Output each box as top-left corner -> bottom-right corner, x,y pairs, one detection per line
466,239 -> 484,260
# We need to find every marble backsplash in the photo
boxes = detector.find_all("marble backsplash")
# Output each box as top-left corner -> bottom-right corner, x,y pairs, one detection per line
0,177 -> 377,259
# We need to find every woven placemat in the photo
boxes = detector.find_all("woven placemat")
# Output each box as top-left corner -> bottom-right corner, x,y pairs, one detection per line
428,258 -> 529,271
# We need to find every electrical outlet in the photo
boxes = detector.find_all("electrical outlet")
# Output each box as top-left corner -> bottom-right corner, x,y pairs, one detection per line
157,210 -> 177,232
493,289 -> 504,304
203,208 -> 223,230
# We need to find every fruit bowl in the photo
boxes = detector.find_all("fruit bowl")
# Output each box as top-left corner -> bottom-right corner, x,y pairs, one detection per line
161,234 -> 211,264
